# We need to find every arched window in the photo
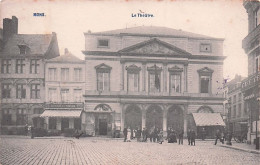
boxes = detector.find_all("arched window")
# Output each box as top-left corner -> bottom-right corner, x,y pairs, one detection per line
94,104 -> 112,112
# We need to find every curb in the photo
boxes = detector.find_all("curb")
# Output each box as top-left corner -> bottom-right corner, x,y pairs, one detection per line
220,145 -> 260,154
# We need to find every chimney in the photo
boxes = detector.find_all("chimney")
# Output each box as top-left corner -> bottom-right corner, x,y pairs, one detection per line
3,16 -> 18,43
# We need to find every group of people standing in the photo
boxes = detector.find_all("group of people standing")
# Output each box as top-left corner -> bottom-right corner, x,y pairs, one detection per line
123,127 -> 164,144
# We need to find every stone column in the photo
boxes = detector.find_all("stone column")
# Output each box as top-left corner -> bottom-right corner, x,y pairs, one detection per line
142,62 -> 146,92
184,64 -> 188,92
163,109 -> 168,136
141,106 -> 146,129
163,63 -> 167,93
121,62 -> 125,91
121,104 -> 125,131
183,105 -> 188,137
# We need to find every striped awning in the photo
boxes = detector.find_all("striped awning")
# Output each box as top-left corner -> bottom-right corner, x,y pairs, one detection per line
40,110 -> 82,118
192,113 -> 225,126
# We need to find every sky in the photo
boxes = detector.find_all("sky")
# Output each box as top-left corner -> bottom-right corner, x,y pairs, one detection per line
0,0 -> 249,79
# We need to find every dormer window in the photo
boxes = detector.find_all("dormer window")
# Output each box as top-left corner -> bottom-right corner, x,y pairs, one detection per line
200,43 -> 211,52
18,45 -> 29,54
97,39 -> 109,48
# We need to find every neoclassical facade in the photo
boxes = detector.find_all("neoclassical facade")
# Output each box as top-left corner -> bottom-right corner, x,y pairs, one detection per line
83,26 -> 225,137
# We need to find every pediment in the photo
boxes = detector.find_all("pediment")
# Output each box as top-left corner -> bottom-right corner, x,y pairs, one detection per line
95,63 -> 112,70
197,67 -> 214,74
168,65 -> 183,72
126,64 -> 141,71
119,38 -> 190,56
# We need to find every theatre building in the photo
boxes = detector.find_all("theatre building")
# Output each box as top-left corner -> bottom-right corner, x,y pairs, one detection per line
83,26 -> 225,137
41,49 -> 86,132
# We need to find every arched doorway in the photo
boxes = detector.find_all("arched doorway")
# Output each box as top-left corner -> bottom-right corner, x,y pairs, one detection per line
167,106 -> 184,132
125,105 -> 142,129
146,105 -> 163,130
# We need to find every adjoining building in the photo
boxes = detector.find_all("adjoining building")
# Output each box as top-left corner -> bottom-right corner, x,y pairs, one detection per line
241,1 -> 260,145
41,49 -> 86,134
0,16 -> 60,135
224,75 -> 248,139
83,26 -> 226,138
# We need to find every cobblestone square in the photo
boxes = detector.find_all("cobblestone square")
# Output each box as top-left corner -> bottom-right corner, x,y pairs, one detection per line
0,136 -> 260,165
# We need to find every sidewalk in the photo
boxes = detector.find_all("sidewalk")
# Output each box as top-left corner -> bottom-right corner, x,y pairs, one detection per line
220,141 -> 260,154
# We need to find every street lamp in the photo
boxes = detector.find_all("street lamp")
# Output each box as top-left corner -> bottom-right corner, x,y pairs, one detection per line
226,98 -> 232,145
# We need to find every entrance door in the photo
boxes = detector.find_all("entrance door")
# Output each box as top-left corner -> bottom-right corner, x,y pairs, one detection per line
61,118 -> 69,132
146,105 -> 163,130
99,119 -> 107,135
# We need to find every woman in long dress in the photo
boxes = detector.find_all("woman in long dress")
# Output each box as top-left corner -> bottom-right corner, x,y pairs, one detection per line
126,127 -> 131,142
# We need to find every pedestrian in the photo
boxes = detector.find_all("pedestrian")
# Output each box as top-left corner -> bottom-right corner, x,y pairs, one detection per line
136,127 -> 142,142
187,129 -> 191,145
30,126 -> 34,139
167,127 -> 171,140
201,127 -> 206,140
123,127 -> 127,142
158,129 -> 164,144
149,127 -> 154,142
126,127 -> 131,142
172,130 -> 177,143
24,124 -> 28,136
178,129 -> 184,145
214,129 -> 224,145
142,128 -> 147,142
191,129 -> 196,146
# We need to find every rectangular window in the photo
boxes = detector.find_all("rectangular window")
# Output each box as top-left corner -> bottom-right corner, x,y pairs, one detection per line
31,84 -> 40,99
255,8 -> 260,27
244,102 -> 248,115
30,59 -> 39,74
233,95 -> 237,103
170,74 -> 181,93
98,39 -> 109,47
149,73 -> 160,92
238,104 -> 242,117
61,68 -> 69,81
1,59 -> 11,73
61,89 -> 69,102
16,59 -> 25,74
34,108 -> 43,114
200,43 -> 211,52
200,76 -> 210,93
49,118 -> 57,129
2,84 -> 11,98
238,93 -> 242,102
16,84 -> 26,99
256,57 -> 259,73
48,68 -> 57,81
48,88 -> 57,102
128,73 -> 139,92
74,89 -> 82,102
16,109 -> 27,125
97,72 -> 110,91
233,105 -> 236,117
74,68 -> 82,82
2,109 -> 12,125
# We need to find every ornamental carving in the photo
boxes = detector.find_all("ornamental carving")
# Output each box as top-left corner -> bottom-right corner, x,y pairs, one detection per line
94,104 -> 112,112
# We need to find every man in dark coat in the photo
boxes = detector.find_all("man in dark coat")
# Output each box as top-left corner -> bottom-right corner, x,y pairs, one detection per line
123,127 -> 127,142
187,129 -> 191,145
178,129 -> 184,145
142,128 -> 148,142
191,129 -> 196,146
214,129 -> 224,145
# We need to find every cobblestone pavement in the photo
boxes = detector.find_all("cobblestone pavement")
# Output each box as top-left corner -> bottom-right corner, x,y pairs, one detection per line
1,136 -> 260,165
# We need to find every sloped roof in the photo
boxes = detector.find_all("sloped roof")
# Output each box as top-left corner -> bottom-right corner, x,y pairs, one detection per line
88,26 -> 222,40
192,113 -> 225,126
2,34 -> 54,55
47,51 -> 84,63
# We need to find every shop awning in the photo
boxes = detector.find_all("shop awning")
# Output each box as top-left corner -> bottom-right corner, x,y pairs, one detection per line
192,113 -> 225,126
40,110 -> 82,118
